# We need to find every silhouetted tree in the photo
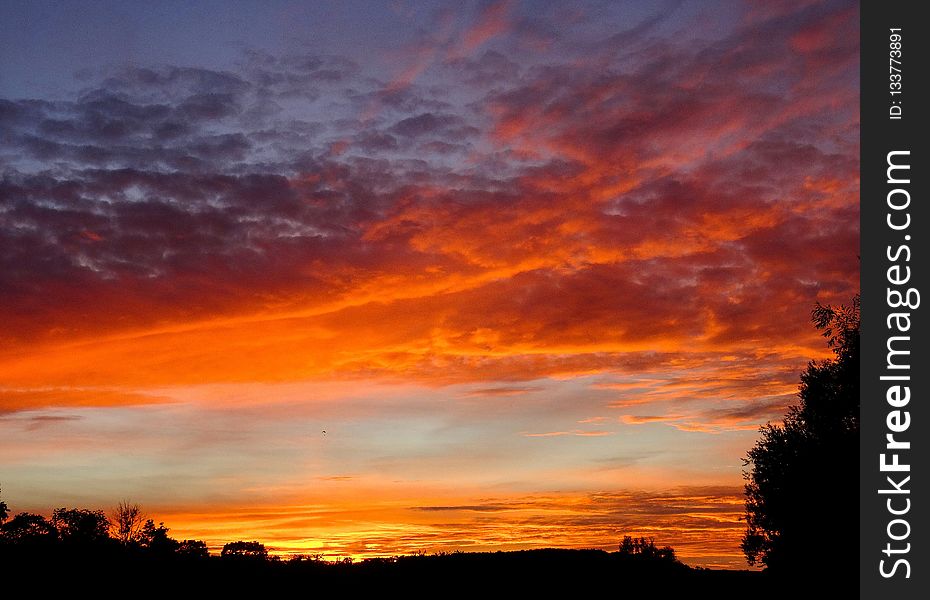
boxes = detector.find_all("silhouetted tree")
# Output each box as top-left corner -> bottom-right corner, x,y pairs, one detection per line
221,540 -> 268,560
0,513 -> 58,546
138,519 -> 180,556
177,539 -> 210,559
742,294 -> 859,572
112,501 -> 145,545
0,486 -> 8,525
52,508 -> 111,545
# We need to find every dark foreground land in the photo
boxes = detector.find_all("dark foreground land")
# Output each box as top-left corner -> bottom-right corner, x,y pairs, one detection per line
3,547 -> 851,597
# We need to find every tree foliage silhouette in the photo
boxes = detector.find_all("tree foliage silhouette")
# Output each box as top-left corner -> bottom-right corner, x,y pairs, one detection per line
0,513 -> 58,546
222,540 -> 268,560
0,486 -> 8,525
742,294 -> 859,572
52,508 -> 111,545
138,519 -> 181,555
177,539 -> 210,559
618,536 -> 677,562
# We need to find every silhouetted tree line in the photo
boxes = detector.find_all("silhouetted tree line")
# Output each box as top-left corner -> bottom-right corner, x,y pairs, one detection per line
618,535 -> 677,561
0,491 -> 804,596
0,497 -> 679,572
0,490 -> 685,572
0,495 -> 296,565
221,540 -> 269,559
0,496 -> 211,560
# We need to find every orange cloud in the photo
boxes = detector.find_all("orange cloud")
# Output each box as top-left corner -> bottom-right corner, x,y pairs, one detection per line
459,0 -> 512,54
0,388 -> 171,414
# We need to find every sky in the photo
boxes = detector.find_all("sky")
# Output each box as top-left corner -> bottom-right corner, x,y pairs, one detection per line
0,0 -> 858,569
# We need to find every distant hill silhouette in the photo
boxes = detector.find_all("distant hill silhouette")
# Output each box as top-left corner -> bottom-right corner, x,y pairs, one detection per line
3,542 -> 788,596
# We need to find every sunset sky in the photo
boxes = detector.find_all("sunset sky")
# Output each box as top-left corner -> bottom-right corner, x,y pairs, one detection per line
0,0 -> 858,568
